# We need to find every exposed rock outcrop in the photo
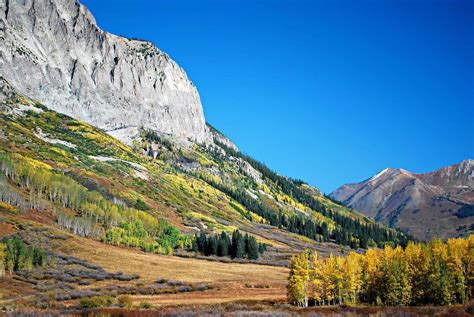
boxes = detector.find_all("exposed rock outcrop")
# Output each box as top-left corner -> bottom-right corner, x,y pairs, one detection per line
0,0 -> 208,144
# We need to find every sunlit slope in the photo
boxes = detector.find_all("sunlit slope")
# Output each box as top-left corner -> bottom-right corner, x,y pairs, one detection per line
0,77 -> 408,257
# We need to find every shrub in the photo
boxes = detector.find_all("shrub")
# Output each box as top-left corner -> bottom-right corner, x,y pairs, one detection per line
138,301 -> 153,309
118,295 -> 133,309
79,296 -> 114,309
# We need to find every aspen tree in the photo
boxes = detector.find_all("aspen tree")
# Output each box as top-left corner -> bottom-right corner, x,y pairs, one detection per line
287,251 -> 311,307
344,251 -> 362,304
0,243 -> 5,277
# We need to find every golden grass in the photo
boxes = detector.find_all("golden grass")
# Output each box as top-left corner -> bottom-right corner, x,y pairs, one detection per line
52,234 -> 288,306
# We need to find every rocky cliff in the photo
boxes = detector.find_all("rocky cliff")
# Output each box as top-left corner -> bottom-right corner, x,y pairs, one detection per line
330,160 -> 474,240
0,0 -> 208,144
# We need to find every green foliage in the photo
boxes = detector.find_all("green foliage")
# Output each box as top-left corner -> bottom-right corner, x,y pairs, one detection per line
144,130 -> 174,151
191,229 -> 266,260
1,237 -> 48,274
202,141 -> 410,249
79,296 -> 115,309
0,151 -> 184,255
138,301 -> 153,309
134,198 -> 149,211
0,242 -> 5,277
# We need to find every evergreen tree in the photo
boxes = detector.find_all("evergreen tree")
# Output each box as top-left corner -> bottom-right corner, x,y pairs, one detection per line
191,235 -> 199,252
206,236 -> 218,256
247,235 -> 259,260
230,230 -> 245,259
217,231 -> 230,256
197,232 -> 207,253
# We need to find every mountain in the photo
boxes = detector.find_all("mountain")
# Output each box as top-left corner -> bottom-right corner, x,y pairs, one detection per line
0,0 -> 207,144
0,0 -> 411,310
330,160 -> 474,240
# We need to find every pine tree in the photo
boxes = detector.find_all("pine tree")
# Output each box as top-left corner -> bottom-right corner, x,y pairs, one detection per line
287,251 -> 311,307
206,236 -> 218,256
247,235 -> 259,260
197,232 -> 207,253
217,231 -> 230,256
231,230 -> 246,259
191,235 -> 199,252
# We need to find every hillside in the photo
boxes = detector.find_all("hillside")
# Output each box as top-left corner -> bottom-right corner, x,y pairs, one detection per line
0,77 -> 409,309
0,0 -> 414,312
330,161 -> 474,240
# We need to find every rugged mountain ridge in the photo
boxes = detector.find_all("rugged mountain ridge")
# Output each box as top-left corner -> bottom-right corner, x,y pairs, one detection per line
0,0 -> 208,144
330,160 -> 474,240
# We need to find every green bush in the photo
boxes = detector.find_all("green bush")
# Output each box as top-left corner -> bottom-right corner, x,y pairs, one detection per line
138,301 -> 153,309
79,296 -> 114,309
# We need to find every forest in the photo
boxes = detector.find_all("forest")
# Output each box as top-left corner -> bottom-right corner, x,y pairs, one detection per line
0,151 -> 187,255
0,237 -> 51,276
287,236 -> 473,307
190,229 -> 267,259
201,141 -> 410,249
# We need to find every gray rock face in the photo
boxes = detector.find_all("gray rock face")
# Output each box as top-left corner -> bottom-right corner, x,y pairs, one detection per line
0,0 -> 208,144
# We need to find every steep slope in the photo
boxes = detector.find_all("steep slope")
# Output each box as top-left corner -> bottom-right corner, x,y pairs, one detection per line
0,75 -> 407,256
0,0 -> 207,144
330,161 -> 474,240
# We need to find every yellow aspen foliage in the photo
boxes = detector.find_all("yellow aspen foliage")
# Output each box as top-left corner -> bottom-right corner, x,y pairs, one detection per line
405,241 -> 429,304
287,251 -> 311,307
312,251 -> 323,305
319,254 -> 335,305
344,251 -> 363,304
289,235 -> 473,307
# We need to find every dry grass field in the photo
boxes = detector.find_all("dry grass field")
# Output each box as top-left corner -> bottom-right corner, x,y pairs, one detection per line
53,235 -> 289,306
0,211 -> 289,308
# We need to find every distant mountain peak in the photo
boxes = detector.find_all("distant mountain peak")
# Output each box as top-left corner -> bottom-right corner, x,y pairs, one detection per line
369,168 -> 391,181
330,160 -> 474,240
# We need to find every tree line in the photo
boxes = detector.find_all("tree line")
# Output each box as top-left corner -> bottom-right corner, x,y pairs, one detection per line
0,237 -> 53,277
287,235 -> 473,307
198,167 -> 406,250
202,141 -> 409,249
191,230 -> 267,260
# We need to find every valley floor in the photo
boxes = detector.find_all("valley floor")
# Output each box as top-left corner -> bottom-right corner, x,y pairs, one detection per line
0,211 -> 288,310
56,235 -> 289,306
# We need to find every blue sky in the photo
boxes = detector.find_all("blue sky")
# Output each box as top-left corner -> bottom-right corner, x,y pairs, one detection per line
81,0 -> 473,193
